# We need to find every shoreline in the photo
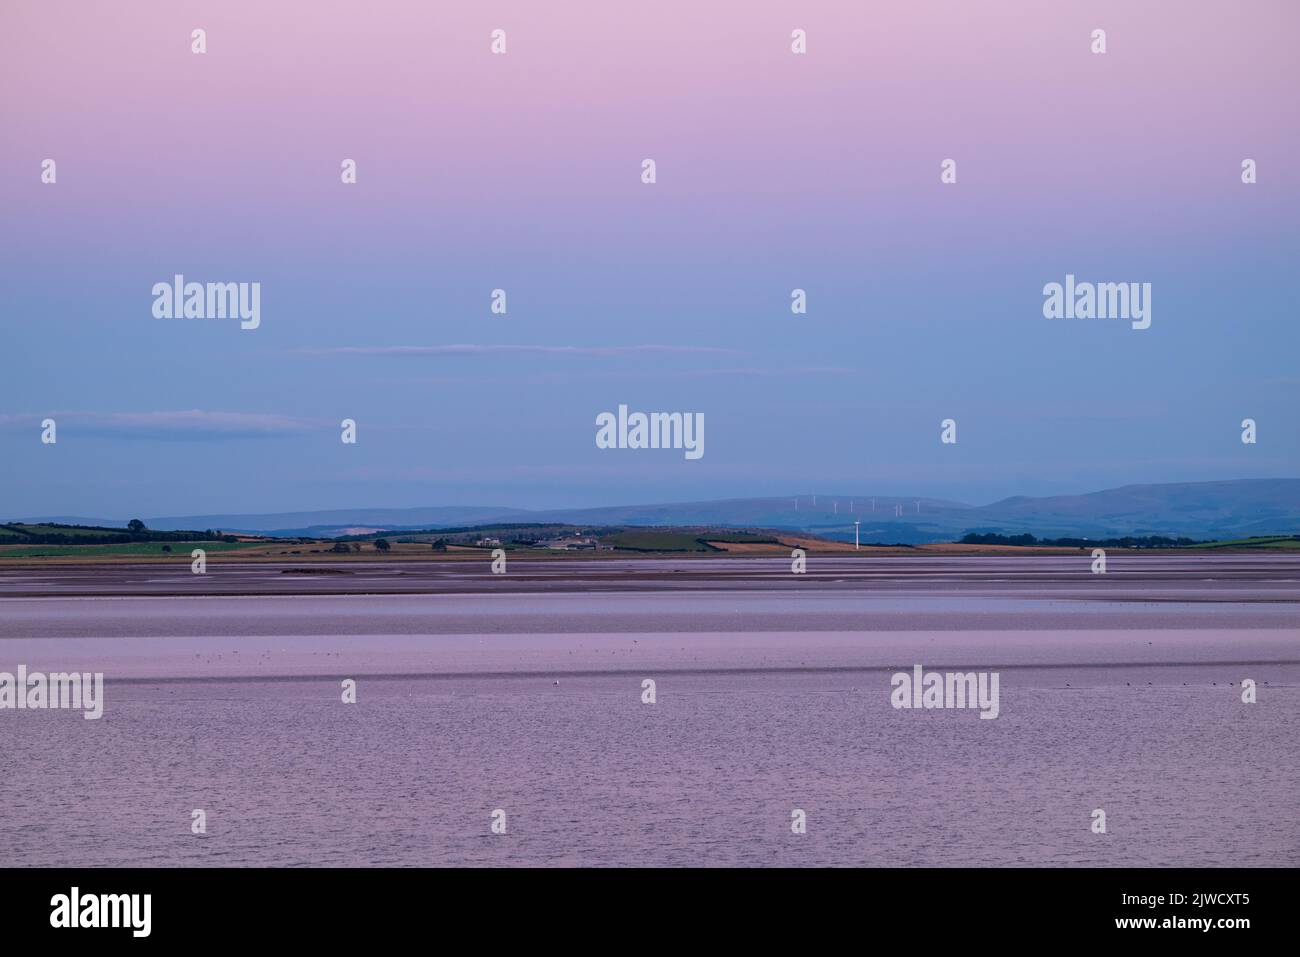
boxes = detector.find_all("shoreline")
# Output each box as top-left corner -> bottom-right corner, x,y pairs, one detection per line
2,553 -> 1300,599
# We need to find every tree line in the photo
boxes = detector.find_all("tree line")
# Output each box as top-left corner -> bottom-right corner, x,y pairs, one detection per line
959,532 -> 1202,548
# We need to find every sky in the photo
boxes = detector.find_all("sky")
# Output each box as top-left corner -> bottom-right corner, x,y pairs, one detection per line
1,0 -> 1297,518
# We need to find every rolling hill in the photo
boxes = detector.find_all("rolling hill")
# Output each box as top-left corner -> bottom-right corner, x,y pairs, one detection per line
17,479 -> 1299,545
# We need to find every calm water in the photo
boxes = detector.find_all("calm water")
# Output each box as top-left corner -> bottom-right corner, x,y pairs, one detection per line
2,556 -> 1297,866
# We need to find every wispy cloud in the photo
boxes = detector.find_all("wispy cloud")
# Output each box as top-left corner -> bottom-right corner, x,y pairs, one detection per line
338,462 -> 770,482
292,344 -> 741,358
665,366 -> 853,379
377,366 -> 855,388
0,410 -> 320,439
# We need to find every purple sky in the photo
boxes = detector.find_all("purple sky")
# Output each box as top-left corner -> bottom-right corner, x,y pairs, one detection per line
1,0 -> 1297,515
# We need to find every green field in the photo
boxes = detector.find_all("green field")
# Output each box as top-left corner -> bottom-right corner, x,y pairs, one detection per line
0,522 -> 233,547
600,531 -> 721,552
0,523 -> 145,543
1190,535 -> 1300,550
0,540 -> 267,558
598,530 -> 779,552
700,532 -> 782,545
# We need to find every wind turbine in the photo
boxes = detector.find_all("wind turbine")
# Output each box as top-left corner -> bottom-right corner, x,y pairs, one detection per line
854,520 -> 860,550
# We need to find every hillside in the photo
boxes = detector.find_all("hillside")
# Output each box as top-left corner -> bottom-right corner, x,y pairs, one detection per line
16,479 -> 1299,545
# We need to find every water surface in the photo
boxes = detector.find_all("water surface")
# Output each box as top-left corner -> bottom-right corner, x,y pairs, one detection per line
2,556 -> 1296,866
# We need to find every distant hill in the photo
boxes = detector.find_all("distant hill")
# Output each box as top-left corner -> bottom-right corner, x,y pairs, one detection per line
542,480 -> 1299,543
16,479 -> 1299,544
967,480 -> 1300,541
114,506 -> 529,536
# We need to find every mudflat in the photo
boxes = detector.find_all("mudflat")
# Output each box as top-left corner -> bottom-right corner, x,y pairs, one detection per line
1,554 -> 1296,866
